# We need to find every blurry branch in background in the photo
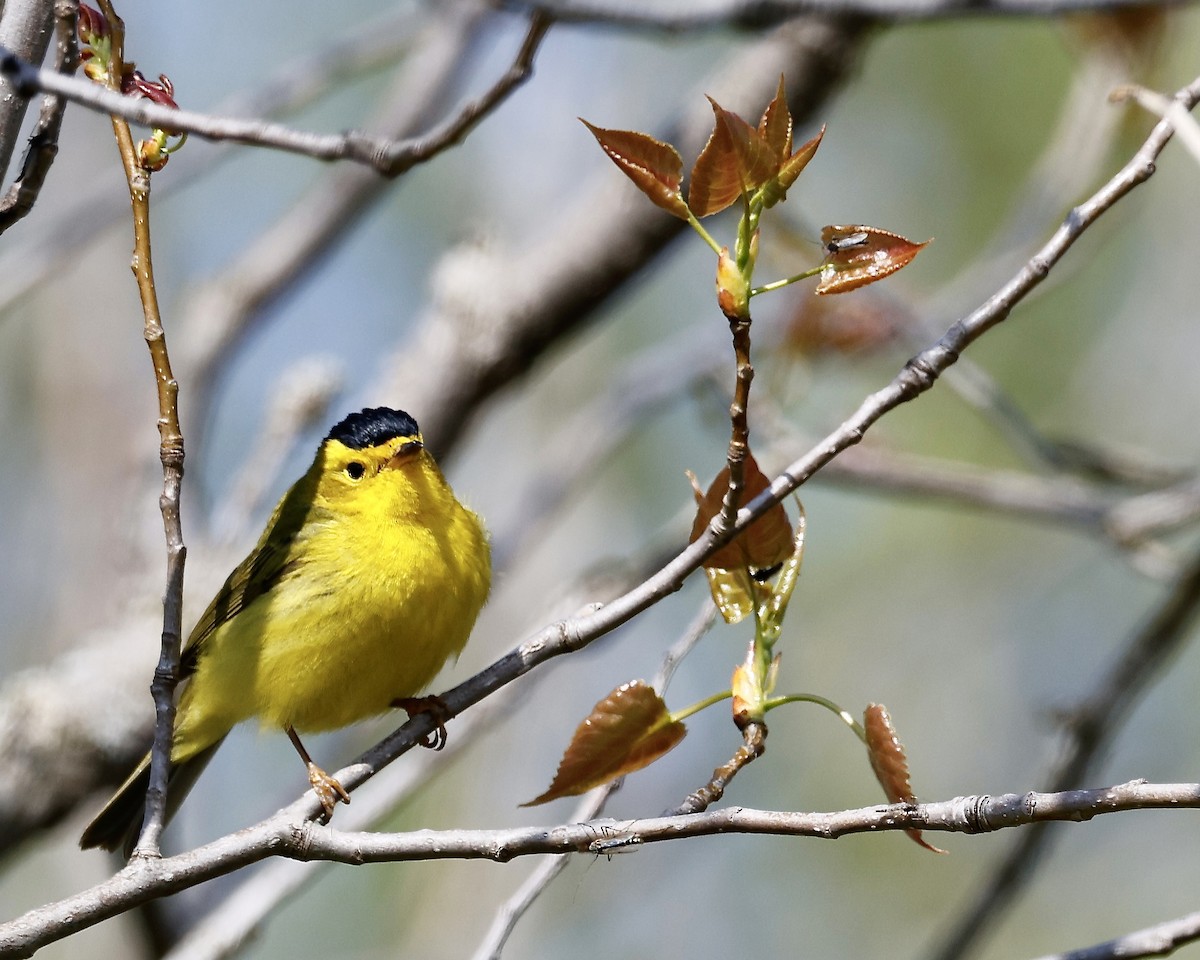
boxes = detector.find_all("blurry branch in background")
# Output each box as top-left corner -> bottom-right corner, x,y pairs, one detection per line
0,0 -> 74,234
179,1 -> 546,394
1111,80 -> 1200,163
1031,910 -> 1200,960
929,540 -> 1200,960
210,358 -> 345,541
6,778 -> 1200,955
504,0 -> 1190,27
0,0 -> 53,180
0,7 -> 550,175
470,602 -> 717,960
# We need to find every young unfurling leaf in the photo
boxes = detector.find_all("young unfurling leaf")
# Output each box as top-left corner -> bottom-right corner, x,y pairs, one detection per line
762,126 -> 825,209
581,121 -> 690,220
758,76 -> 793,163
816,225 -> 930,295
864,703 -> 947,854
524,681 -> 686,805
689,99 -> 777,218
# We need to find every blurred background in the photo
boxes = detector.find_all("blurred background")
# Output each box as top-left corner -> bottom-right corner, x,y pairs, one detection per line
2,0 -> 1200,957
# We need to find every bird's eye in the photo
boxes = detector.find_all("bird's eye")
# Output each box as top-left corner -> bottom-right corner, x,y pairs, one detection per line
345,461 -> 366,480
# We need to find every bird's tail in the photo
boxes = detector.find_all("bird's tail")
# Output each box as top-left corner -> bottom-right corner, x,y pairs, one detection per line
79,738 -> 225,855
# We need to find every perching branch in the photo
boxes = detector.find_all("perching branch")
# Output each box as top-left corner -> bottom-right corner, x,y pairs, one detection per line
3,780 -> 1198,956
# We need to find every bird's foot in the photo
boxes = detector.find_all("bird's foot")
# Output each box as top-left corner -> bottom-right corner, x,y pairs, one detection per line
307,762 -> 351,822
391,695 -> 450,750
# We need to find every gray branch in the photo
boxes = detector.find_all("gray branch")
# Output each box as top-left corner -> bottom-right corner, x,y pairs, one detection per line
2,779 -> 1197,956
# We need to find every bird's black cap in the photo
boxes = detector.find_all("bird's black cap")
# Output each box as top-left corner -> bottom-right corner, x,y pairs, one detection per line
327,407 -> 420,450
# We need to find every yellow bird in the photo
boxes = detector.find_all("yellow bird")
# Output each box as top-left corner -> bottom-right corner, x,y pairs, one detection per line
81,407 -> 491,852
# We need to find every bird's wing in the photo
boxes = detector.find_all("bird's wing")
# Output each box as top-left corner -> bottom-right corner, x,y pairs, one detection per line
180,465 -> 321,677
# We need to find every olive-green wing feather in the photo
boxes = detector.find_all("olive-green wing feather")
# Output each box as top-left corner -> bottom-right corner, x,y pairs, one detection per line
181,461 -> 323,677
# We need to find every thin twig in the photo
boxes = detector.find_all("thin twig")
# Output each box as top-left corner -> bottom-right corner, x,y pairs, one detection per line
0,11 -> 551,176
929,541 -> 1200,960
90,0 -> 187,859
4,779 -> 1200,955
0,0 -> 75,233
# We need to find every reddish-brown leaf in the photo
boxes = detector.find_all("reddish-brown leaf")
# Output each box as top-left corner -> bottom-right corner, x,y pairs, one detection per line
864,704 -> 947,854
758,75 -> 793,162
761,125 -> 824,209
524,681 -> 686,806
689,451 -> 792,572
581,120 -> 690,220
816,225 -> 929,295
689,99 -> 777,217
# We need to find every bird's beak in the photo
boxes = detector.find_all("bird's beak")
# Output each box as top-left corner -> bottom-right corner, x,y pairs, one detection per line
384,438 -> 424,470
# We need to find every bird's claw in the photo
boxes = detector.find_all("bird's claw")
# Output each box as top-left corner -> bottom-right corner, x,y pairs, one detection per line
391,695 -> 450,750
307,762 -> 350,822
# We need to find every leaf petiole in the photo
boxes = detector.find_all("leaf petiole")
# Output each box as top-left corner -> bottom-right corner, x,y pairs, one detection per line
763,693 -> 866,743
669,689 -> 732,724
749,265 -> 824,298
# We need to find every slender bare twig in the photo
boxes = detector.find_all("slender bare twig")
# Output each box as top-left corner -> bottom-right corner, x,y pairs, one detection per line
0,0 -> 74,233
89,0 -> 187,858
4,779 -> 1199,956
0,10 -> 550,175
502,0 -> 1187,28
929,540 -> 1200,960
1029,909 -> 1200,960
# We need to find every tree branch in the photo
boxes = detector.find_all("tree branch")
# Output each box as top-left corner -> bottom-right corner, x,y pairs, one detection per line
3,780 -> 1197,956
0,9 -> 549,176
0,0 -> 53,182
0,0 -> 74,233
